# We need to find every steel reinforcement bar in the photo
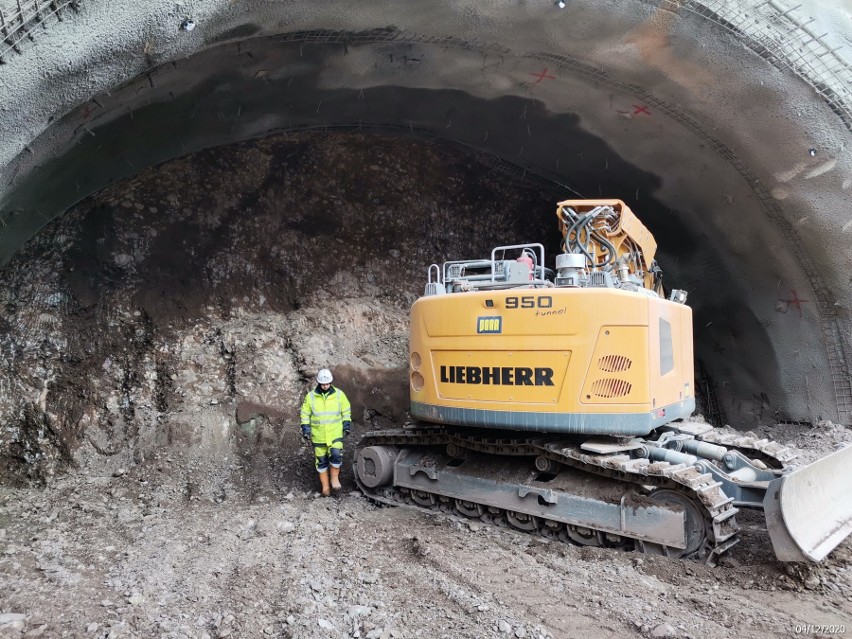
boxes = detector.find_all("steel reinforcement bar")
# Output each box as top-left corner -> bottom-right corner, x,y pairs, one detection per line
661,0 -> 852,133
0,0 -> 80,63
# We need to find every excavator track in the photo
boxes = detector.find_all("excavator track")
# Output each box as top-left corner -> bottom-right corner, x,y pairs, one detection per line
670,421 -> 798,469
354,427 -> 741,563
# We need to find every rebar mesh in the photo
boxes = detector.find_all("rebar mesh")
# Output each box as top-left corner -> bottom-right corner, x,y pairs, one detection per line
0,0 -> 80,63
661,0 -> 852,131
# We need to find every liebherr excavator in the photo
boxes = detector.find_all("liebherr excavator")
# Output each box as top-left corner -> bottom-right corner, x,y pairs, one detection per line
353,199 -> 852,563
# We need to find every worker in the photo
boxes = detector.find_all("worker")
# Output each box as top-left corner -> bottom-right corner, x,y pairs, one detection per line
300,368 -> 352,496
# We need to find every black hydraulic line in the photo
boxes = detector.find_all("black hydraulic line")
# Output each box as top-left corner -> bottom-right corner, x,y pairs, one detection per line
650,260 -> 664,294
578,215 -> 598,260
590,229 -> 618,266
565,213 -> 593,263
576,223 -> 595,264
537,266 -> 556,280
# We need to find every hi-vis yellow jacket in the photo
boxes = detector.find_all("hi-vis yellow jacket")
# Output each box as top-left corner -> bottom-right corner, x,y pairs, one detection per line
300,386 -> 352,446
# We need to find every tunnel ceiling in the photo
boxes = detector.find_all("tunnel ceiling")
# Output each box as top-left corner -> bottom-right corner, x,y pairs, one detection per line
1,0 -> 851,429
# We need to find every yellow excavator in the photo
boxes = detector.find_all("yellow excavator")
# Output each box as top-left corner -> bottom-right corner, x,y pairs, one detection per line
354,199 -> 852,563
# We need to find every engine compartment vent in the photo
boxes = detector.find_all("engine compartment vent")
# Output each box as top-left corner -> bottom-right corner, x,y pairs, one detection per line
587,271 -> 614,288
591,378 -> 633,398
598,355 -> 632,372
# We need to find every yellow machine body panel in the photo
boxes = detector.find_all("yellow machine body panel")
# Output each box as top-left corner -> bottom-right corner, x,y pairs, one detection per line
410,287 -> 694,435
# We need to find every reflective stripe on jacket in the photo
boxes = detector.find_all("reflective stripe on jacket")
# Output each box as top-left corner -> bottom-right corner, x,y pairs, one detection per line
300,386 -> 351,446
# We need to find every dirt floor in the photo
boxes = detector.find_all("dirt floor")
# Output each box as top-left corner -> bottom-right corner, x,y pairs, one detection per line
1,424 -> 851,639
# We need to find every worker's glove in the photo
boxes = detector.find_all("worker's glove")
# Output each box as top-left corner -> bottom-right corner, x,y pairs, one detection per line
301,425 -> 311,441
343,421 -> 351,438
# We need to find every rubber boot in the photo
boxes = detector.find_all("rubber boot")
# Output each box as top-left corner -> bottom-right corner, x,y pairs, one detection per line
318,470 -> 331,497
330,466 -> 342,493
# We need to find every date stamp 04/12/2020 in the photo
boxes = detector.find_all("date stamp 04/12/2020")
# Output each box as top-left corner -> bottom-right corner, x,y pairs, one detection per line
793,625 -> 846,635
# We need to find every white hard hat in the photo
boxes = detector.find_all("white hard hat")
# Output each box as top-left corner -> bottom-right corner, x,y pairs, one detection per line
316,369 -> 333,384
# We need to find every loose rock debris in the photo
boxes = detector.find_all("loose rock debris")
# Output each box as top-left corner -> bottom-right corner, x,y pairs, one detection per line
0,447 -> 850,639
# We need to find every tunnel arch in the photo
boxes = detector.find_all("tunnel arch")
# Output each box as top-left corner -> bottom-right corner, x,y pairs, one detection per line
1,0 -> 851,460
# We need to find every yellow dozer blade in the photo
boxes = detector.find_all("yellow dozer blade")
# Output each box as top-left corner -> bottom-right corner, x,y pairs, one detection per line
764,444 -> 852,562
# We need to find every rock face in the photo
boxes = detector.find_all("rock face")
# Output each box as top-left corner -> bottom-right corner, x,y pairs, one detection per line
0,131 -> 562,487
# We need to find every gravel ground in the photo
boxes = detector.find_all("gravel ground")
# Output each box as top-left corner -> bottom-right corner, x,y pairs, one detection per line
0,425 -> 850,639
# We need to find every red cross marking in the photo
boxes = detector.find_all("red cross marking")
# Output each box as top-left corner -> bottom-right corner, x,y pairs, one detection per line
632,104 -> 651,116
781,289 -> 809,317
530,68 -> 556,84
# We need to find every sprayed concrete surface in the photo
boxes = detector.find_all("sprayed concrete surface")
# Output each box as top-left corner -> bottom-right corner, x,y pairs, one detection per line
0,0 -> 851,424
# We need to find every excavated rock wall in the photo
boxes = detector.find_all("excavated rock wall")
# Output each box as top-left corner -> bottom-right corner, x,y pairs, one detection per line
0,131 -> 563,487
3,0 -> 851,428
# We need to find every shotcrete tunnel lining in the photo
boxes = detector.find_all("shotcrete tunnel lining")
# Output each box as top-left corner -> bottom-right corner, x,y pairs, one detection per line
4,33 -> 846,420
2,2 -> 852,487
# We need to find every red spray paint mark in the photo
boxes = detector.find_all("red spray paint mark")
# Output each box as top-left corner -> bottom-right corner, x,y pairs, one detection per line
780,289 -> 809,317
529,68 -> 556,84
